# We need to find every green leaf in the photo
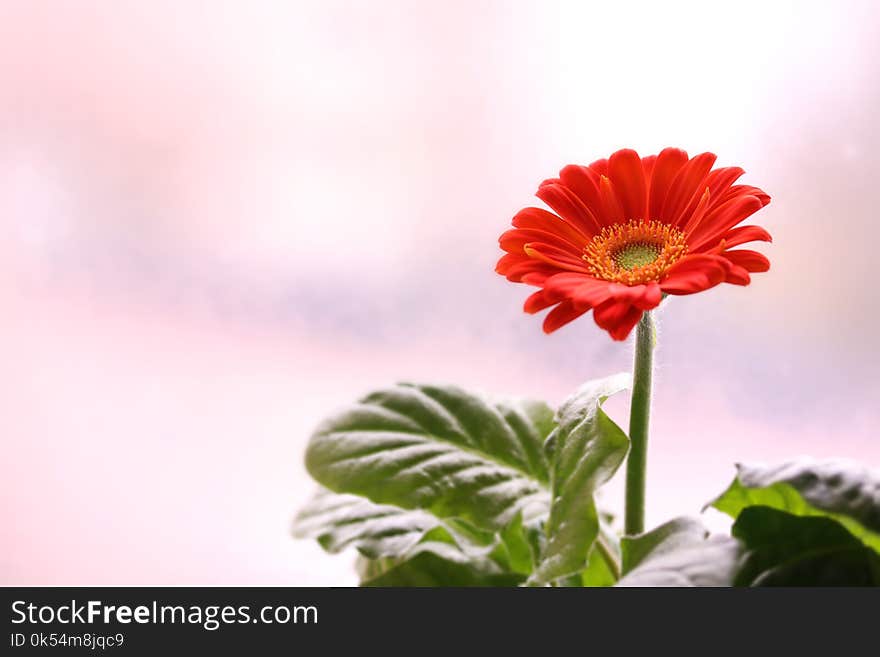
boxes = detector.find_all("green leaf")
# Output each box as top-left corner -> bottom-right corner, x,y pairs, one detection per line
305,383 -> 555,531
580,542 -> 620,586
528,374 -> 630,585
617,517 -> 743,587
732,506 -> 880,586
497,512 -> 538,575
357,552 -> 524,587
294,490 -> 524,586
356,525 -> 524,587
293,489 -> 443,559
710,459 -> 880,551
300,379 -> 628,586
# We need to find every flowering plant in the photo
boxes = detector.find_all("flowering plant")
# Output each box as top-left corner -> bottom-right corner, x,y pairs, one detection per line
293,149 -> 880,586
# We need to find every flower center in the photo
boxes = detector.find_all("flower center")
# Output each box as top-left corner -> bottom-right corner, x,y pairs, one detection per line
583,219 -> 687,285
614,243 -> 660,270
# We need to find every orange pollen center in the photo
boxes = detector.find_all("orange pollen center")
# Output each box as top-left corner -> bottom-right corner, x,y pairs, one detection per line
582,219 -> 688,285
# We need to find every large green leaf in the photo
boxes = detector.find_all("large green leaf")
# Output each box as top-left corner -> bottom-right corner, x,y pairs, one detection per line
294,489 -> 441,559
355,531 -> 524,587
710,459 -> 880,551
528,374 -> 630,585
301,380 -> 631,586
294,490 -> 524,586
616,517 -> 743,587
732,506 -> 880,586
305,384 -> 555,531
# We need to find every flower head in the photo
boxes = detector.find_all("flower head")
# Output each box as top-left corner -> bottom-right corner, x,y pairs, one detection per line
496,148 -> 771,340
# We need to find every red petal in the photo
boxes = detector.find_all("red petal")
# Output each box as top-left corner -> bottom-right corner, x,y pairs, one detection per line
524,289 -> 557,314
520,271 -> 553,286
724,264 -> 751,286
705,167 -> 745,211
523,242 -> 591,272
599,175 -> 625,224
495,254 -> 559,282
499,228 -> 583,256
569,278 -> 614,310
608,148 -> 647,220
511,207 -> 591,245
719,225 -> 772,249
541,272 -> 608,304
723,249 -> 770,272
536,183 -> 603,236
593,299 -> 644,341
542,300 -> 589,333
687,195 -> 765,251
663,152 -> 717,226
648,148 -> 689,221
681,186 -> 712,235
588,158 -> 609,177
558,165 -> 608,226
607,282 -> 663,310
641,154 -> 657,189
659,254 -> 729,295
496,252 -> 529,274
719,184 -> 771,207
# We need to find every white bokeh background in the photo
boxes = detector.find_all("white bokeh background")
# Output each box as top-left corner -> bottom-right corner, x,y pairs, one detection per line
2,0 -> 878,584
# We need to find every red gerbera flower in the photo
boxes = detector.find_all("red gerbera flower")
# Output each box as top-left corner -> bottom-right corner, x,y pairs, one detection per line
496,148 -> 771,340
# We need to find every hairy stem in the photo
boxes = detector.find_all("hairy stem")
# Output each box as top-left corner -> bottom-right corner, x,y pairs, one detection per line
625,311 -> 655,536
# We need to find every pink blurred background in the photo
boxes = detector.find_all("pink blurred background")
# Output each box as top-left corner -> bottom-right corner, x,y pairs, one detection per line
2,0 -> 878,585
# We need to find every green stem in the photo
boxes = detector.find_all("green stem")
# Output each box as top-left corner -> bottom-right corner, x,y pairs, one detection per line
595,533 -> 621,581
625,311 -> 655,536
